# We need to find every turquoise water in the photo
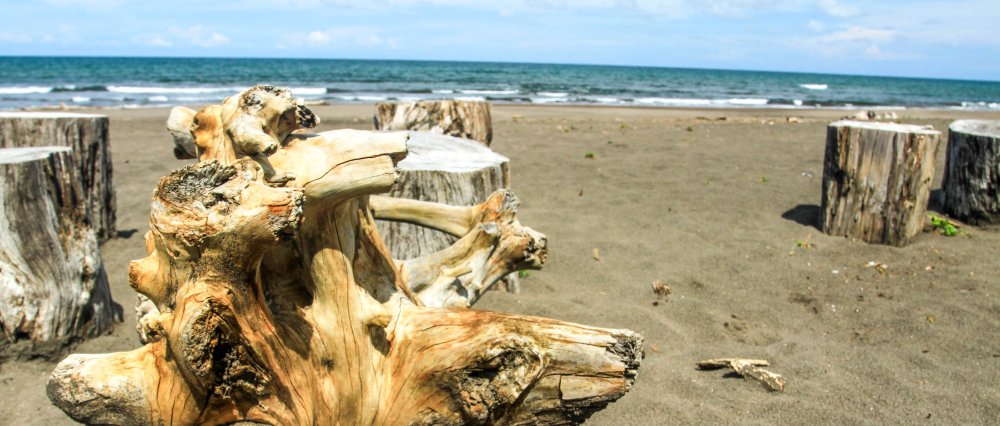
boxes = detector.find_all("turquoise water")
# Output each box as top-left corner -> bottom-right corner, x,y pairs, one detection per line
1,56 -> 998,110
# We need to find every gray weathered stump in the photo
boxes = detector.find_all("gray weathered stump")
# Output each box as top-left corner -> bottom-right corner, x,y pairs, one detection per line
820,121 -> 942,246
0,112 -> 116,241
375,131 -> 522,291
942,120 -> 1000,225
374,100 -> 493,146
0,147 -> 117,361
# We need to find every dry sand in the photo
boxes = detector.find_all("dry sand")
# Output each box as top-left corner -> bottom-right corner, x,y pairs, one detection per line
2,104 -> 999,425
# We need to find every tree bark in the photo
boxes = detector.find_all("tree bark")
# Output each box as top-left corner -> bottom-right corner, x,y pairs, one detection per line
375,131 -> 509,259
375,100 -> 493,146
820,120 -> 942,246
0,112 -> 116,241
0,147 -> 117,361
941,119 -> 1000,225
373,131 -> 523,295
50,86 -> 642,425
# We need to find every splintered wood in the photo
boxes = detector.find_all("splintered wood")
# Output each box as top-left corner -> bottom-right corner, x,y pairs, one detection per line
697,358 -> 786,392
47,85 -> 643,425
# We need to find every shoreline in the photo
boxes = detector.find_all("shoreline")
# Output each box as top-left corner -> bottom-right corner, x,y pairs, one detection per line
8,102 -> 1000,120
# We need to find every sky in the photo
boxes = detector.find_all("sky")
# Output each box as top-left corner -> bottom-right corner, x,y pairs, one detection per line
0,0 -> 998,80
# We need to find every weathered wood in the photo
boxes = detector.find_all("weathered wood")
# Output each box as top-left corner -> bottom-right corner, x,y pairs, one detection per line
0,112 -> 116,241
376,132 -> 509,259
697,358 -> 785,392
0,147 -> 117,361
375,100 -> 493,145
50,86 -> 642,425
820,121 -> 942,246
942,120 -> 1000,225
373,131 -> 523,295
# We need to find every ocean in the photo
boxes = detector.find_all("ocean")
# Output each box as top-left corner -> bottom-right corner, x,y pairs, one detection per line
1,56 -> 998,110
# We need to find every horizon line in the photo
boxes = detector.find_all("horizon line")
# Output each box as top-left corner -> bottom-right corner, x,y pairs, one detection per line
2,54 -> 998,85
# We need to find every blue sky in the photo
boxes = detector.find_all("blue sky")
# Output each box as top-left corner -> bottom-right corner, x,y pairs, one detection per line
0,0 -> 998,80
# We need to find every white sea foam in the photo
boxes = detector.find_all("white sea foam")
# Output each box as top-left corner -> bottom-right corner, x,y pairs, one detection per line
71,96 -> 90,103
335,95 -> 388,102
107,86 -> 243,94
958,101 -> 1000,110
0,86 -> 51,94
148,95 -> 169,102
454,96 -> 487,102
727,98 -> 769,106
290,87 -> 326,96
800,84 -> 828,90
585,96 -> 621,104
635,97 -> 712,106
537,92 -> 568,97
432,89 -> 455,94
793,99 -> 803,106
460,89 -> 518,95
530,97 -> 570,104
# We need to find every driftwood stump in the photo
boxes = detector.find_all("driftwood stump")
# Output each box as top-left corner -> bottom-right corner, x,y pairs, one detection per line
375,100 -> 493,146
942,120 -> 1000,225
820,120 -> 942,246
48,85 -> 642,425
371,132 -> 523,297
0,112 -> 116,241
0,147 -> 117,361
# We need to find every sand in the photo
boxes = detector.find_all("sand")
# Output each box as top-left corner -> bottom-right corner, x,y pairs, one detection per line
2,103 -> 999,425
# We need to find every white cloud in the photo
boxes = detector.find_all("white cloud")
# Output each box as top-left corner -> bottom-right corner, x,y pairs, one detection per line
0,32 -> 33,44
43,0 -> 123,7
259,0 -> 848,19
168,26 -> 230,47
816,0 -> 858,17
281,27 -> 390,48
131,26 -> 229,48
808,20 -> 826,32
145,37 -> 172,47
818,26 -> 895,44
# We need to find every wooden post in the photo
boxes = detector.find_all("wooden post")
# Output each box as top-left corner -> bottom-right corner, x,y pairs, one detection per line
374,100 -> 493,146
820,120 -> 942,246
942,120 -> 1000,225
0,112 -> 116,241
0,147 -> 118,361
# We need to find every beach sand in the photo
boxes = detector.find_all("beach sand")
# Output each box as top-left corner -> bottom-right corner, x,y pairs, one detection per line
2,104 -> 999,425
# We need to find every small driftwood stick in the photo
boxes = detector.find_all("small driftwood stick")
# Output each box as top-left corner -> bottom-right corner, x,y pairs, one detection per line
697,358 -> 785,392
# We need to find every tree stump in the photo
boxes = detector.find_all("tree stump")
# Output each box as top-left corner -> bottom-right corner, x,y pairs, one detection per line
0,147 -> 117,361
49,86 -> 641,425
820,120 -> 942,246
0,112 -> 116,241
942,120 -> 1000,225
374,100 -> 493,146
371,131 -> 523,295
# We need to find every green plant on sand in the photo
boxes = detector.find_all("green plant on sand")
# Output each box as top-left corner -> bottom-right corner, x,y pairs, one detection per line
928,213 -> 961,236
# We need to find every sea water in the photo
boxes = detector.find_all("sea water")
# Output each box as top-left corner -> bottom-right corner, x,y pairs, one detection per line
0,56 -> 998,110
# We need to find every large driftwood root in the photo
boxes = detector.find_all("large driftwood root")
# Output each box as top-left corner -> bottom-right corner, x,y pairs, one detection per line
50,86 -> 642,424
